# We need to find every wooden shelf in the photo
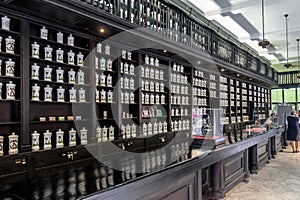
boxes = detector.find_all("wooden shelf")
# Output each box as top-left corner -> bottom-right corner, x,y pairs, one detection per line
30,36 -> 89,52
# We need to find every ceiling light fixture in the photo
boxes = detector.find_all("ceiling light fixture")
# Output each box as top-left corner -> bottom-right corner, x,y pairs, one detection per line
284,14 -> 292,68
100,28 -> 105,33
237,74 -> 240,77
258,0 -> 270,48
163,49 -> 167,53
220,68 -> 225,72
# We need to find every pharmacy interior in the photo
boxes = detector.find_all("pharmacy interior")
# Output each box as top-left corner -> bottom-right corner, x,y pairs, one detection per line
0,0 -> 287,199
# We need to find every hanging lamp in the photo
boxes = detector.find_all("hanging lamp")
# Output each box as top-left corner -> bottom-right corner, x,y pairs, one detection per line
258,0 -> 270,48
284,14 -> 292,68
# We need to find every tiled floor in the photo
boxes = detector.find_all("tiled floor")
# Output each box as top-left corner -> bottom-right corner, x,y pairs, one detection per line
224,146 -> 300,200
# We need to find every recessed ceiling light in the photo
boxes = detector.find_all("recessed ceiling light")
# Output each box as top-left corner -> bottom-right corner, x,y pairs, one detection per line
163,49 -> 167,53
197,61 -> 201,64
100,28 -> 105,33
220,68 -> 225,72
237,74 -> 240,77
249,78 -> 252,81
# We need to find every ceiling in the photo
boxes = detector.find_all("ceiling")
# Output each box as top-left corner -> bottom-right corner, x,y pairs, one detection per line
187,0 -> 300,72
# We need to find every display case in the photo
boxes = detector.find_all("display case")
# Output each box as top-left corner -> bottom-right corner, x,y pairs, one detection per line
192,108 -> 225,148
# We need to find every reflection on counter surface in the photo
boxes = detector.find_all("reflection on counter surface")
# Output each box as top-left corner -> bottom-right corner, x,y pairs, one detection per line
0,127 -> 282,199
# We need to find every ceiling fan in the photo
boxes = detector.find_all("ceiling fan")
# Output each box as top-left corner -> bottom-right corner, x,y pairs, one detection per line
258,0 -> 270,48
284,14 -> 292,68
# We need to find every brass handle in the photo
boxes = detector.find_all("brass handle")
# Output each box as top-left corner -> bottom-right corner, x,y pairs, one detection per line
127,141 -> 133,146
159,136 -> 166,143
62,152 -> 74,160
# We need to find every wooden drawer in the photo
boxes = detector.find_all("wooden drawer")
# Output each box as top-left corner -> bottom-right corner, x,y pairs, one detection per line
0,153 -> 29,184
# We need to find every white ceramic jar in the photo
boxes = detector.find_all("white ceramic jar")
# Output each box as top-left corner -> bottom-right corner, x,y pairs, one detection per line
1,16 -> 10,31
40,26 -> 48,40
77,52 -> 84,66
5,58 -> 15,77
44,45 -> 53,61
68,34 -> 74,46
31,42 -> 40,58
0,82 -> 2,100
107,90 -> 113,103
57,32 -> 63,44
96,126 -> 102,142
69,128 -> 76,146
67,50 -> 75,65
44,65 -> 52,81
107,74 -> 112,87
69,87 -> 76,102
56,48 -> 64,63
80,127 -> 88,145
57,86 -> 65,102
97,42 -> 102,53
78,88 -> 86,102
56,129 -> 64,148
108,126 -> 114,141
31,63 -> 40,80
5,36 -> 15,54
77,69 -> 84,84
8,132 -> 18,155
31,84 -> 40,101
56,67 -> 64,83
31,131 -> 40,152
68,68 -> 76,84
44,85 -> 53,101
6,81 -> 15,100
105,44 -> 110,55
